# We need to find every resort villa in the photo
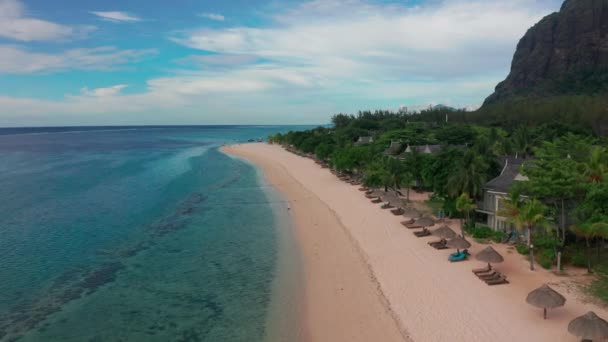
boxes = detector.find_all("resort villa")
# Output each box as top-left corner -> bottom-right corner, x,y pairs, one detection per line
476,157 -> 530,232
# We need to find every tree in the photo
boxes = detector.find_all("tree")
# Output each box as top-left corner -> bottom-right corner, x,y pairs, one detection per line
447,151 -> 489,199
523,137 -> 588,270
571,221 -> 608,273
517,199 -> 548,271
582,146 -> 607,184
499,189 -> 526,240
456,193 -> 476,237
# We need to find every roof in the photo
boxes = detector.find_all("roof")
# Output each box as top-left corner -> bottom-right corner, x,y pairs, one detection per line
385,141 -> 403,155
355,136 -> 373,145
403,144 -> 443,154
484,157 -> 530,194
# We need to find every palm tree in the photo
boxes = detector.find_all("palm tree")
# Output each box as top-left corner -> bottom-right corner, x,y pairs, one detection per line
456,193 -> 476,237
447,151 -> 489,198
518,199 -> 548,271
499,188 -> 525,236
582,147 -> 607,184
513,126 -> 533,158
571,221 -> 608,273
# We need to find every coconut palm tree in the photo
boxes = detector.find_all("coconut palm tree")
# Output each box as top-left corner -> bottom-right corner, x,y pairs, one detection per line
456,193 -> 476,237
447,151 -> 489,199
582,147 -> 607,184
499,188 -> 525,238
518,199 -> 549,271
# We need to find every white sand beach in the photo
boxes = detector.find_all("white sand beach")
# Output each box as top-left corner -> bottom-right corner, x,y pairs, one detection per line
224,143 -> 608,342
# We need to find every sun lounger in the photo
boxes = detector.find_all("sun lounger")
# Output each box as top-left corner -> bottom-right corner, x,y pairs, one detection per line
359,187 -> 368,192
478,272 -> 501,280
449,252 -> 468,262
381,203 -> 394,209
414,229 -> 431,237
371,198 -> 383,204
486,275 -> 509,286
405,223 -> 423,229
472,266 -> 492,274
391,208 -> 404,215
365,194 -> 376,199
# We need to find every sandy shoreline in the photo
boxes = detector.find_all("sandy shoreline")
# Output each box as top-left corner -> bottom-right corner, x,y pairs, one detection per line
224,143 -> 608,342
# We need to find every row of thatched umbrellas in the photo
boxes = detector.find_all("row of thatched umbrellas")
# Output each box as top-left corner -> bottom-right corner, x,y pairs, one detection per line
356,185 -> 608,340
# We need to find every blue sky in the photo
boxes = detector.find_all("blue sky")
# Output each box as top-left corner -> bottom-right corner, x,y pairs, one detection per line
0,0 -> 563,126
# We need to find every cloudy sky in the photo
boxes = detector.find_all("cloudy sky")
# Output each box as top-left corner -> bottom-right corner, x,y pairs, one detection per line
0,0 -> 563,126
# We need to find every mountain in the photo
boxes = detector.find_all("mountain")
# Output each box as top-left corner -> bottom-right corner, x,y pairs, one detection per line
483,0 -> 608,105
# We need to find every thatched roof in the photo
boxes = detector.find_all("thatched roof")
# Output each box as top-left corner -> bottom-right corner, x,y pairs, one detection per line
413,217 -> 435,227
355,136 -> 374,145
402,208 -> 421,219
447,236 -> 471,249
485,157 -> 530,194
475,246 -> 504,264
568,312 -> 608,340
431,225 -> 457,239
384,141 -> 403,155
526,284 -> 566,310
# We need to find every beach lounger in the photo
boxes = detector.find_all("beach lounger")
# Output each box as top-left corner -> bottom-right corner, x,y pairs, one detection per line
472,266 -> 492,274
381,203 -> 394,209
391,208 -> 404,215
449,252 -> 468,262
406,225 -> 423,229
486,276 -> 509,286
371,198 -> 383,204
365,194 -> 376,199
414,229 -> 431,237
359,187 -> 368,192
434,243 -> 449,250
478,272 -> 501,280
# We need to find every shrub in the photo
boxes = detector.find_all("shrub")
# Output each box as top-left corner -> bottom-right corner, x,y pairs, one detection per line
516,244 -> 530,255
537,249 -> 555,269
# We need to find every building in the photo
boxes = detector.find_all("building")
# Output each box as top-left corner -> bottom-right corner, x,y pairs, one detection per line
476,157 -> 530,231
355,136 -> 374,145
384,141 -> 404,155
402,144 -> 443,155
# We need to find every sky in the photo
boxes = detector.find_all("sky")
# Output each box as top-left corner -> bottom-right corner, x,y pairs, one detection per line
0,0 -> 563,126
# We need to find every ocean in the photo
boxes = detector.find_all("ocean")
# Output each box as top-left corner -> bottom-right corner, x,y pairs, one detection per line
0,126 -> 308,342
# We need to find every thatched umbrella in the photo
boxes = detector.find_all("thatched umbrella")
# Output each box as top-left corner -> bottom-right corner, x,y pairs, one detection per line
526,284 -> 566,319
568,311 -> 608,341
402,208 -> 421,219
414,217 -> 435,228
475,246 -> 504,270
431,225 -> 457,239
447,236 -> 471,252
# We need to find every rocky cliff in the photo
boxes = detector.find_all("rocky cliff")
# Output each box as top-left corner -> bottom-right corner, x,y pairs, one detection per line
483,0 -> 608,105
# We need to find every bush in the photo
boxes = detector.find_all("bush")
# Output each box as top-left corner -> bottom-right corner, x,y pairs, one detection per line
537,249 -> 555,269
516,244 -> 530,255
466,225 -> 505,242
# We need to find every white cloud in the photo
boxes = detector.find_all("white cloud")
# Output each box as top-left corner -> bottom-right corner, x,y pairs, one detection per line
90,11 -> 142,23
80,84 -> 128,97
0,0 -> 93,41
0,45 -> 157,74
177,54 -> 259,66
0,0 -> 564,125
199,13 -> 225,21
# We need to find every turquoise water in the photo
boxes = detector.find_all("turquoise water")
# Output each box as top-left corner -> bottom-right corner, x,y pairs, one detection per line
0,126 -> 307,342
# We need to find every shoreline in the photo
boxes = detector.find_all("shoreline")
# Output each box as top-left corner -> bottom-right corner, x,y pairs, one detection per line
223,145 -> 408,342
224,142 -> 608,342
